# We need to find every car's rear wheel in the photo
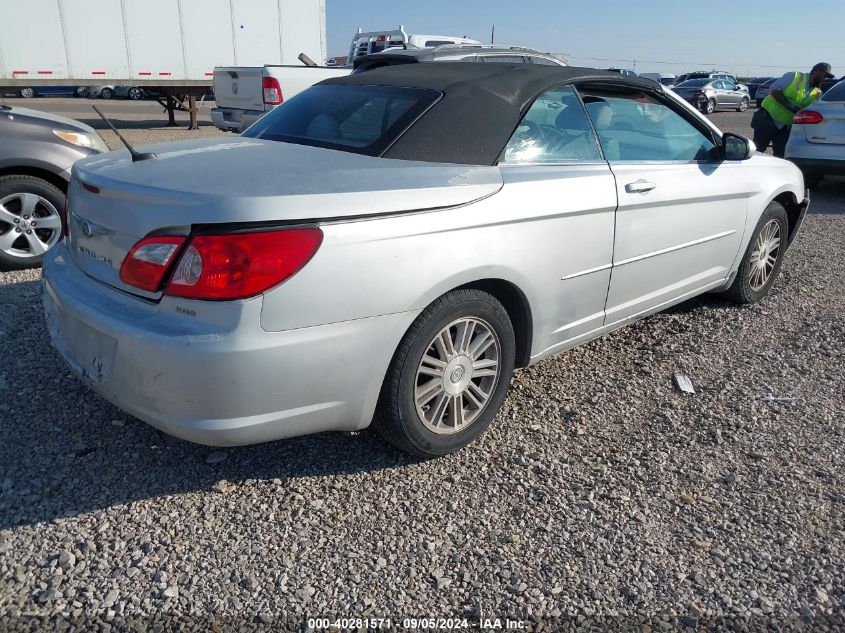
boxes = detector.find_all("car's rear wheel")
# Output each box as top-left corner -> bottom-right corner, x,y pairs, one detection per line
725,201 -> 788,304
128,87 -> 142,100
702,98 -> 716,114
100,88 -> 114,100
20,87 -> 35,98
75,87 -> 89,98
373,289 -> 515,457
738,97 -> 749,112
0,176 -> 66,270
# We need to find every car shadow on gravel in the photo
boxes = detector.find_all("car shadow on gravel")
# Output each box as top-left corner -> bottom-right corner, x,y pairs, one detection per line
0,281 -> 415,530
808,177 -> 845,214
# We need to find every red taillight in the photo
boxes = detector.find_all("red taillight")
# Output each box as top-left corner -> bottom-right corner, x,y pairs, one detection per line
119,236 -> 186,292
164,228 -> 322,300
793,110 -> 823,125
262,76 -> 282,105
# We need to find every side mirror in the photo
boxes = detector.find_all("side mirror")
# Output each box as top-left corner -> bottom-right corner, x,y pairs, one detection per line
722,133 -> 754,160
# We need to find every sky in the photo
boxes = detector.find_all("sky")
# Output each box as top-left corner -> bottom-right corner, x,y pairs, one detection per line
326,0 -> 843,78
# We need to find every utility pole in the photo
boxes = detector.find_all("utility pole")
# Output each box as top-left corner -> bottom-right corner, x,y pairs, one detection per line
491,24 -> 495,44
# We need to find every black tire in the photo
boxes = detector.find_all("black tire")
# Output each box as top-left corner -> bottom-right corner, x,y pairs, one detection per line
373,289 -> 516,457
100,88 -> 113,100
725,201 -> 788,304
128,87 -> 142,100
0,175 -> 66,270
738,97 -> 749,112
702,98 -> 716,114
20,87 -> 35,98
75,87 -> 89,98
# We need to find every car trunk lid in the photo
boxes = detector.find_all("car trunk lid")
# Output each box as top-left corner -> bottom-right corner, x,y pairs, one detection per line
68,138 -> 503,299
802,101 -> 845,145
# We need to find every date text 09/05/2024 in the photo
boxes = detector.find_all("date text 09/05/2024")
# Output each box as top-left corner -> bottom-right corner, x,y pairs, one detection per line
307,617 -> 527,630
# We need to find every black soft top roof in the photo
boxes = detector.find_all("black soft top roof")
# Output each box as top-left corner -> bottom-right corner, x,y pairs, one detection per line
319,62 -> 659,165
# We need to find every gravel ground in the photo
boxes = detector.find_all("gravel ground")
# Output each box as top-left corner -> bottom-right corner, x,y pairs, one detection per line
0,103 -> 843,631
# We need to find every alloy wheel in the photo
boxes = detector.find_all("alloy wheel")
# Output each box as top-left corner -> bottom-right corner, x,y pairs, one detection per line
414,317 -> 501,435
0,192 -> 63,260
748,219 -> 781,291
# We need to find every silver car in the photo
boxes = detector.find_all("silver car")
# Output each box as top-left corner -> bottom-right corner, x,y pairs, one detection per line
673,78 -> 750,114
785,79 -> 845,186
43,64 -> 808,457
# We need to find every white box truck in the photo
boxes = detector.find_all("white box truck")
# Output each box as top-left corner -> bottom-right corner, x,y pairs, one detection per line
0,0 -> 329,123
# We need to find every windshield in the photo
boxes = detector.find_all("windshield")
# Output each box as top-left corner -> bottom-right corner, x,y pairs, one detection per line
243,84 -> 441,156
675,79 -> 710,88
660,78 -> 675,86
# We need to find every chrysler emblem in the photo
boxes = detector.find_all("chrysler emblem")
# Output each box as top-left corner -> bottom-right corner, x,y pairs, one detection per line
72,213 -> 114,238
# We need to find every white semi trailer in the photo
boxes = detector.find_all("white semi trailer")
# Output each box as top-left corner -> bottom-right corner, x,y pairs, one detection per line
0,0 -> 328,126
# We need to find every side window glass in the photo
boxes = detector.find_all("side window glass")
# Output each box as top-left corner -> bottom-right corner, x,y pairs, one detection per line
502,86 -> 602,163
580,90 -> 717,162
529,56 -> 561,66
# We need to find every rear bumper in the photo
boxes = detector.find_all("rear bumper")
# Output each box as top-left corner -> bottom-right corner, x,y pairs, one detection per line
786,157 -> 845,176
210,107 -> 265,133
42,242 -> 416,446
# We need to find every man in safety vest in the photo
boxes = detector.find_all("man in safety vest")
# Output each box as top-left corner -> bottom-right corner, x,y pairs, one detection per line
751,62 -> 833,157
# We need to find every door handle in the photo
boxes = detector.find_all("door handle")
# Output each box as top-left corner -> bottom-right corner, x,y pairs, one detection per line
625,180 -> 656,193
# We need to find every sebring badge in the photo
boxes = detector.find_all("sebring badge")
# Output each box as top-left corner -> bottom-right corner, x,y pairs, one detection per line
72,213 -> 114,238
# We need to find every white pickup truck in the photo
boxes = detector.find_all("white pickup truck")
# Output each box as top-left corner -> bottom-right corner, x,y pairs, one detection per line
211,26 -> 480,132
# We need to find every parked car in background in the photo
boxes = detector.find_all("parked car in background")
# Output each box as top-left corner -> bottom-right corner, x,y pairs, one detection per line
672,78 -> 750,113
747,76 -> 775,100
353,44 -> 567,72
606,68 -> 638,78
43,63 -> 807,457
640,73 -> 676,87
680,71 -> 748,93
17,85 -> 90,98
755,78 -> 777,108
87,85 -> 145,100
821,76 -> 842,94
785,79 -> 845,186
0,105 -> 106,268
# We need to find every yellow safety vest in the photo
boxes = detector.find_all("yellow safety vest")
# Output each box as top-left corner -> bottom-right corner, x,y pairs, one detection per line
761,72 -> 821,126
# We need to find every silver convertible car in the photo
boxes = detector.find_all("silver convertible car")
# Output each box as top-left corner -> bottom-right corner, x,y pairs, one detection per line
43,64 -> 809,456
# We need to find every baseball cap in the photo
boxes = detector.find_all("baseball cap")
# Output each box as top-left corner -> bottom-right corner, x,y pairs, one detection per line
812,62 -> 834,78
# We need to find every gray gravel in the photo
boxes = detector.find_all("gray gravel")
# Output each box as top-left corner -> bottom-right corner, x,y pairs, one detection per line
0,104 -> 843,630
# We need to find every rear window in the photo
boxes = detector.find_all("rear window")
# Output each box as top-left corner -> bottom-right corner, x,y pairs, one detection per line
676,79 -> 710,87
821,80 -> 845,102
243,84 -> 441,156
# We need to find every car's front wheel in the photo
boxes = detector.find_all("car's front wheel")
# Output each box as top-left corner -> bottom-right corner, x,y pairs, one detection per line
128,87 -> 142,100
100,88 -> 114,100
0,176 -> 66,270
725,201 -> 788,304
373,289 -> 516,457
738,97 -> 749,112
20,87 -> 35,98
